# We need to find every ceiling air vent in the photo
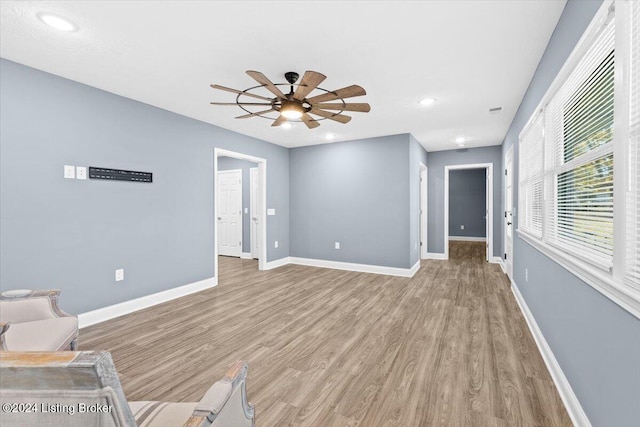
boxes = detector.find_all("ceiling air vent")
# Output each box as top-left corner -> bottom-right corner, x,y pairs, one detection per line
489,107 -> 503,113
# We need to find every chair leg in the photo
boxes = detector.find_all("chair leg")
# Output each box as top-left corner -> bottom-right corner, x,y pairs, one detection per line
70,338 -> 78,351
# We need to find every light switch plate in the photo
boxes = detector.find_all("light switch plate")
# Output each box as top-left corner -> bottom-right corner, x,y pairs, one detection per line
76,166 -> 87,180
267,208 -> 276,216
64,165 -> 75,179
274,240 -> 279,248
115,269 -> 124,282
244,208 -> 248,214
460,225 -> 465,230
335,242 -> 340,249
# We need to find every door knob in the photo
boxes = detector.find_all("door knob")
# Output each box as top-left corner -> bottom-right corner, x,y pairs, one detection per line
507,222 -> 512,226
217,217 -> 222,220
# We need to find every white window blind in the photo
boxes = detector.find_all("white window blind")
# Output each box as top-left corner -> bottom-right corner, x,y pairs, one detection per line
519,114 -> 544,238
544,17 -> 615,271
626,0 -> 640,289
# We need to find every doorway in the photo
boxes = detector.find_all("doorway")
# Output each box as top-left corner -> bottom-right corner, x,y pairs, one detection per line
214,148 -> 267,279
444,163 -> 493,261
504,146 -> 514,278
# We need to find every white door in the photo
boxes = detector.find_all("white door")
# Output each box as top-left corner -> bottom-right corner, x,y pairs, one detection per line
217,169 -> 242,257
505,146 -> 514,278
485,168 -> 490,262
250,167 -> 259,259
420,166 -> 428,259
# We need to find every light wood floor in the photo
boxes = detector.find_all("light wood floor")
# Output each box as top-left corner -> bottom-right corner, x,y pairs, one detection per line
81,241 -> 571,426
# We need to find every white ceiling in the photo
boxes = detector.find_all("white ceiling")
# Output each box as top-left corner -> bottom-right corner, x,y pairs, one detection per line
0,1 -> 566,151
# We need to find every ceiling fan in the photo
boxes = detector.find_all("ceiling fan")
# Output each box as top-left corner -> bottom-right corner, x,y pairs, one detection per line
210,70 -> 370,129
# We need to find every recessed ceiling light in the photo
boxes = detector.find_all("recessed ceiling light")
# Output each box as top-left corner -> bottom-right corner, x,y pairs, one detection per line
325,133 -> 335,140
420,98 -> 436,106
37,13 -> 77,32
281,122 -> 292,129
455,136 -> 465,144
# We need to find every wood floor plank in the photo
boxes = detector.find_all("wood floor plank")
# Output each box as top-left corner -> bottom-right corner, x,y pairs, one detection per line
80,241 -> 571,426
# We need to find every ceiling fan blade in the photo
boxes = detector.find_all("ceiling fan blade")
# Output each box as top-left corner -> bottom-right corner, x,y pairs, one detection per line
246,70 -> 287,99
210,84 -> 273,101
210,102 -> 273,106
236,109 -> 274,119
309,108 -> 352,124
306,85 -> 366,104
300,113 -> 320,129
313,103 -> 371,113
271,115 -> 288,127
293,71 -> 327,101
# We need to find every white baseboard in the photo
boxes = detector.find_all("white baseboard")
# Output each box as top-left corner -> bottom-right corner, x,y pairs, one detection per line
448,236 -> 486,242
78,277 -> 217,328
289,257 -> 420,278
510,280 -> 591,427
263,257 -> 292,270
495,257 -> 506,274
425,252 -> 447,260
240,252 -> 252,259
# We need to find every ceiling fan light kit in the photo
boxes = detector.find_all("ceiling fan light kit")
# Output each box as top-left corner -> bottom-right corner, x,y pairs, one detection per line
210,70 -> 370,129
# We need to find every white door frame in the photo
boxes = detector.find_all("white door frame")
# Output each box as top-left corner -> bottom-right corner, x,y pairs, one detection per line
250,167 -> 259,259
420,163 -> 428,259
504,145 -> 514,278
444,163 -> 493,261
217,168 -> 243,257
214,148 -> 267,278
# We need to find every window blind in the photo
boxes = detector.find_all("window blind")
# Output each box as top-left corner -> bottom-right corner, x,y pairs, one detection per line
519,114 -> 544,238
543,17 -> 616,271
625,0 -> 639,289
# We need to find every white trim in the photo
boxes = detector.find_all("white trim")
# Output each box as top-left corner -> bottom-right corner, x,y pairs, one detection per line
78,277 -> 217,328
518,230 -> 640,319
262,257 -> 420,277
214,148 -> 267,275
494,257 -> 506,274
290,257 -> 420,278
510,280 -> 592,427
263,256 -> 292,270
425,252 -> 447,260
444,163 -> 494,262
241,252 -> 252,259
448,236 -> 486,242
249,167 -> 259,260
504,144 -> 514,280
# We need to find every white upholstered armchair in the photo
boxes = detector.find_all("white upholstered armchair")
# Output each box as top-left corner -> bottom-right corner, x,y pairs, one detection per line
0,289 -> 78,351
0,351 -> 256,427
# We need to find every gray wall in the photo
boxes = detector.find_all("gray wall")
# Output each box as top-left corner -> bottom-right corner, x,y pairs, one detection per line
409,135 -> 427,266
290,134 -> 413,269
501,0 -> 640,425
0,59 -> 290,315
426,146 -> 502,256
218,157 -> 258,254
448,169 -> 486,238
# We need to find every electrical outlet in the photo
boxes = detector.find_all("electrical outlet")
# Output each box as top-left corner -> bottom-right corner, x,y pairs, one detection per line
64,165 -> 75,179
335,242 -> 340,249
525,268 -> 528,282
274,240 -> 278,248
460,225 -> 465,230
76,166 -> 87,180
115,269 -> 124,282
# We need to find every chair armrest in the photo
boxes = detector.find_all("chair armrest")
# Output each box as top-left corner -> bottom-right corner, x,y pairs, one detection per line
0,323 -> 9,351
183,361 -> 255,427
0,289 -> 74,319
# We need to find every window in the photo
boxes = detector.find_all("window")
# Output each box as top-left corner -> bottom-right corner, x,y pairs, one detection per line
518,0 -> 640,316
